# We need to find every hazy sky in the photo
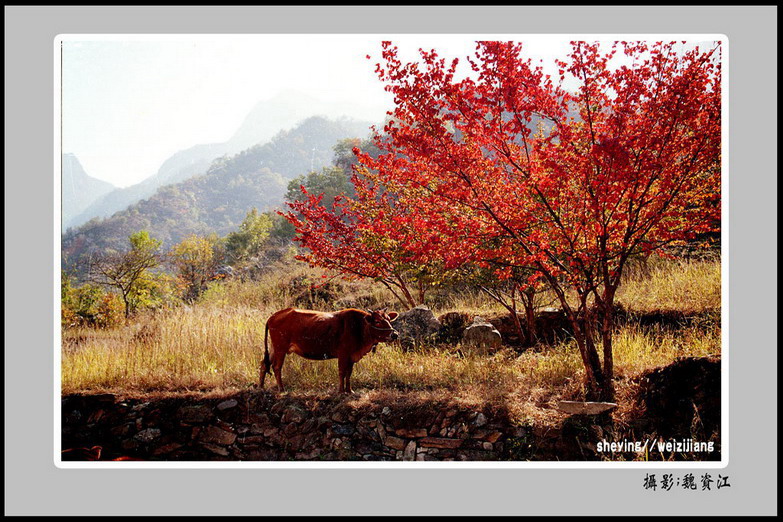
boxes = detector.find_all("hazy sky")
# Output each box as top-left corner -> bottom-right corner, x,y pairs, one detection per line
59,35 -> 712,188
60,35 -> 577,187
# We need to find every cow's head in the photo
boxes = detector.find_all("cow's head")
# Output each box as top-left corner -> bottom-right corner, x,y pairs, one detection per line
364,308 -> 399,343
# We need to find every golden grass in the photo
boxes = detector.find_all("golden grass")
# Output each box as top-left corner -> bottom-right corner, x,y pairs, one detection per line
61,257 -> 722,409
61,314 -> 720,402
612,324 -> 719,372
62,306 -> 266,393
616,256 -> 721,314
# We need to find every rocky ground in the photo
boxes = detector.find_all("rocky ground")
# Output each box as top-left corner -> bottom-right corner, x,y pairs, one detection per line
61,356 -> 721,462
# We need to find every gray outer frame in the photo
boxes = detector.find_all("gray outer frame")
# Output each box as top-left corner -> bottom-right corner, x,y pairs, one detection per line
5,6 -> 777,516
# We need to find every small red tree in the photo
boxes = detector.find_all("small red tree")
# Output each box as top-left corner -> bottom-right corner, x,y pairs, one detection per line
357,40 -> 721,399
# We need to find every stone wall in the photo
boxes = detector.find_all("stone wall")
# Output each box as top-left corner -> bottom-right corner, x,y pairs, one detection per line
61,356 -> 721,462
61,392 -> 534,461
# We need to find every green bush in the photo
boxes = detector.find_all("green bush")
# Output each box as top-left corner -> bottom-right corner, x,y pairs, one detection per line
61,281 -> 125,329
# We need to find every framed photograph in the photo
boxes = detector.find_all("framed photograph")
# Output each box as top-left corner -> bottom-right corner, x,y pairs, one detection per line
5,5 -> 777,517
56,33 -> 727,468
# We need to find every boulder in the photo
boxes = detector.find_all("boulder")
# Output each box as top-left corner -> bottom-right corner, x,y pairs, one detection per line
437,311 -> 471,343
197,425 -> 237,446
133,428 -> 161,443
635,356 -> 721,441
403,440 -> 417,461
216,399 -> 238,411
462,317 -> 502,351
472,412 -> 488,427
556,401 -> 618,415
535,308 -> 571,342
393,305 -> 442,349
177,404 -> 213,423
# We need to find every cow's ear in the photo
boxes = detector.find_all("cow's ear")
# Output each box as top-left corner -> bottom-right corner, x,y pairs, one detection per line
387,312 -> 399,322
364,314 -> 374,324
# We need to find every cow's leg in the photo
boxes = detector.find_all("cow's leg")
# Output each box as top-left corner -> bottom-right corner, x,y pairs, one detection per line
260,335 -> 275,390
338,357 -> 354,394
344,362 -> 355,394
272,350 -> 287,392
337,357 -> 348,393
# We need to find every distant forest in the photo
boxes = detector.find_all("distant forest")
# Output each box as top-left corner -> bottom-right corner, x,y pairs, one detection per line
62,116 -> 376,273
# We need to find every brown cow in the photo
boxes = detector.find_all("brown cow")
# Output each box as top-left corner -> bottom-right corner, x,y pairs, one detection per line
260,307 -> 399,393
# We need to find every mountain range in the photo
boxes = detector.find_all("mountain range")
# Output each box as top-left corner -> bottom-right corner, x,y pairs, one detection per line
64,91 -> 383,231
61,115 -> 373,266
61,154 -> 116,232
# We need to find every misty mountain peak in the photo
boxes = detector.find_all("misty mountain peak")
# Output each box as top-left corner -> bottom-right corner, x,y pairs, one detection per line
61,154 -> 116,232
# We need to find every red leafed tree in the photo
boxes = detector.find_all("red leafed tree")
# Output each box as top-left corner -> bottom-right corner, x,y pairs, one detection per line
282,174 -> 439,310
356,40 -> 721,400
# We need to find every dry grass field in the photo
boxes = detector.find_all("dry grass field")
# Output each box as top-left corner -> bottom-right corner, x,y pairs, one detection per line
61,255 -> 722,423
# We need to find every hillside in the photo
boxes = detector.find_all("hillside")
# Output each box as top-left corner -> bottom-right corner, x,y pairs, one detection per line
62,116 -> 372,265
64,142 -> 231,232
66,91 -> 379,230
61,154 -> 116,232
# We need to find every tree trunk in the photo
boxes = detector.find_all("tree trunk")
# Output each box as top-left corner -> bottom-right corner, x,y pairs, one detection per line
510,310 -> 526,348
522,288 -> 536,346
393,274 -> 421,309
417,279 -> 426,306
478,285 -> 527,347
121,291 -> 131,319
598,299 -> 616,401
382,282 -> 417,310
567,305 -> 606,401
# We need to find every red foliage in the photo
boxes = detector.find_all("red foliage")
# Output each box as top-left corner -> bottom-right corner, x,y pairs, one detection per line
357,40 -> 722,398
363,41 -> 721,287
282,40 -> 722,399
281,178 -> 432,309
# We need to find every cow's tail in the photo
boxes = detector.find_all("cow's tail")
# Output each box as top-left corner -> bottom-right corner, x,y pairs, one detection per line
263,321 -> 272,376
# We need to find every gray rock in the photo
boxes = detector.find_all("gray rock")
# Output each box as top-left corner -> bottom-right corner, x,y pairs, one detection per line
437,311 -> 471,343
281,407 -> 307,424
178,404 -> 213,423
133,428 -> 161,442
65,410 -> 82,424
384,436 -> 406,451
216,399 -> 238,411
403,440 -> 417,461
197,425 -> 237,446
462,317 -> 502,351
535,308 -> 571,342
556,401 -> 618,415
300,418 -> 318,434
394,305 -> 442,347
331,424 -> 355,436
200,443 -> 230,456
